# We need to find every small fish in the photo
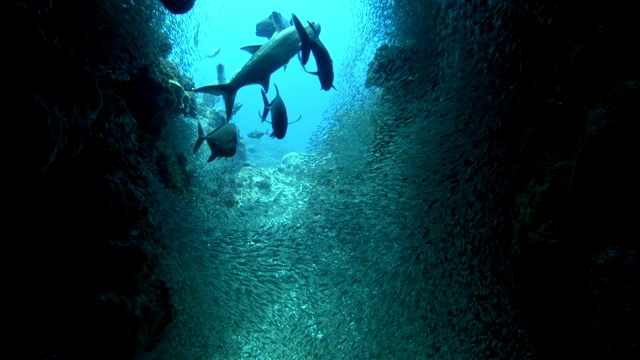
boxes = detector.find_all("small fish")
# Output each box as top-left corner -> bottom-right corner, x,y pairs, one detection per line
255,17 -> 276,39
292,14 -> 335,91
247,130 -> 269,139
203,48 -> 221,60
269,11 -> 290,32
193,122 -> 238,162
193,23 -> 200,47
260,84 -> 301,139
216,63 -> 226,84
256,11 -> 289,39
192,20 -> 320,121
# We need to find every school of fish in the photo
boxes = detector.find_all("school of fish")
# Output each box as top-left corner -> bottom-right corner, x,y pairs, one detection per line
191,11 -> 334,162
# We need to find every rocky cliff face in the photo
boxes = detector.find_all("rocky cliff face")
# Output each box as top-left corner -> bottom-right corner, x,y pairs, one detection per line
358,1 -> 638,357
3,1 -> 194,358
3,0 -> 638,359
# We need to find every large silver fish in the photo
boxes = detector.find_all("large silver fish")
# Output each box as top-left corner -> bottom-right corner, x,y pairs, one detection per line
192,20 -> 321,121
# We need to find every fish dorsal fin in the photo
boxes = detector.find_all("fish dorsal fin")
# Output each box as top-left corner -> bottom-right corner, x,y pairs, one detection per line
240,45 -> 262,55
291,14 -> 311,66
308,21 -> 320,37
269,84 -> 282,105
269,84 -> 280,107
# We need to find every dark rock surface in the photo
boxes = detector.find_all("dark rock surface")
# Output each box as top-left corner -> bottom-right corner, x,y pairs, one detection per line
3,1 -> 191,358
2,0 -> 637,359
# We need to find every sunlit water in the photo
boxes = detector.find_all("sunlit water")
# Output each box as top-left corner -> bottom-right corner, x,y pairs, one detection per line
166,0 -> 383,158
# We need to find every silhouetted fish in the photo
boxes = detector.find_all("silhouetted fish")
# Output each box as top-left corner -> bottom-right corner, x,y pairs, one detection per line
292,14 -> 335,91
269,11 -> 290,32
193,122 -> 238,162
247,130 -> 269,139
203,48 -> 221,60
256,11 -> 290,39
216,63 -> 226,84
260,84 -> 301,140
256,18 -> 276,39
192,21 -> 321,121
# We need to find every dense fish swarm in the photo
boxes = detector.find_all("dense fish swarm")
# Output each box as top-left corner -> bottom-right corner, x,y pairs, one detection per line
4,0 -> 637,359
152,0 -> 638,359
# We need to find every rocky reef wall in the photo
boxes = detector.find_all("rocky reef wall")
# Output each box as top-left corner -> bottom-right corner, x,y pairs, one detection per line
331,0 -> 639,357
3,1 -> 196,358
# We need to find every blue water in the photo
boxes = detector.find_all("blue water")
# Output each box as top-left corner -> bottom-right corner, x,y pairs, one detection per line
173,0 -> 357,154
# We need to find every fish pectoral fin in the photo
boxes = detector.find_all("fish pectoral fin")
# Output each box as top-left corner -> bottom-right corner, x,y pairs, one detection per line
240,45 -> 262,55
259,108 -> 270,122
289,115 -> 302,124
259,75 -> 271,93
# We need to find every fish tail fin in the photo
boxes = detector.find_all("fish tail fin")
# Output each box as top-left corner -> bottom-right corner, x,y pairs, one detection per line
291,14 -> 311,66
193,122 -> 205,153
193,83 -> 238,121
222,91 -> 238,122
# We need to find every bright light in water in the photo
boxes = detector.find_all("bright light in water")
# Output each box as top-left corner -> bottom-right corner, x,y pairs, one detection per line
167,0 -> 378,158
